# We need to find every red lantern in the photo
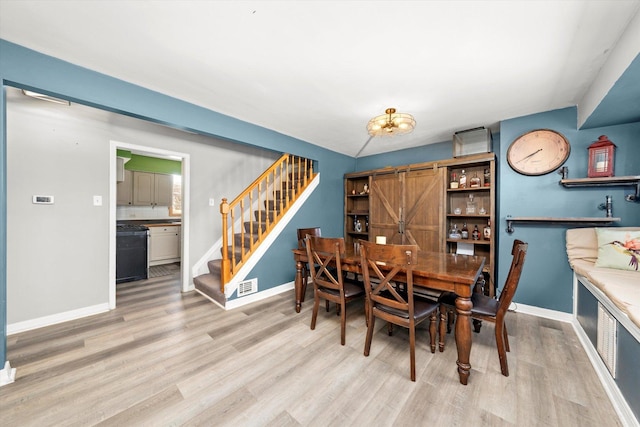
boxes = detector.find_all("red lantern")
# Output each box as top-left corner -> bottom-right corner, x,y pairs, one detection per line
587,135 -> 616,178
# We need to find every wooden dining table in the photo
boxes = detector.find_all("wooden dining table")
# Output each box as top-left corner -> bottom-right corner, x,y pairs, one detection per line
292,247 -> 485,385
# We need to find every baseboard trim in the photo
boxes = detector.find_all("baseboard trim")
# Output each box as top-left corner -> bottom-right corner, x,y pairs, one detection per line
511,302 -> 573,323
224,281 -> 294,310
7,303 -> 110,335
0,361 -> 16,387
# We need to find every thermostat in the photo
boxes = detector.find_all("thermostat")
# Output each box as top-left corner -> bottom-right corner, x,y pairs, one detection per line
32,195 -> 54,204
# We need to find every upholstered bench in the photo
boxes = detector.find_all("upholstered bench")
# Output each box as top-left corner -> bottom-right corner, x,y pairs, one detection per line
566,227 -> 639,426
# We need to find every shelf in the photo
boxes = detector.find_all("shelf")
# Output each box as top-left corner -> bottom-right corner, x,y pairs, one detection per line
347,231 -> 369,236
447,214 -> 490,218
560,175 -> 640,202
447,186 -> 490,192
347,211 -> 369,216
446,238 -> 490,245
347,193 -> 369,198
506,216 -> 621,234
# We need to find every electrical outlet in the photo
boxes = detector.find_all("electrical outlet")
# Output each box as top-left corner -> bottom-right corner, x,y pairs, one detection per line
209,198 -> 215,206
93,195 -> 102,206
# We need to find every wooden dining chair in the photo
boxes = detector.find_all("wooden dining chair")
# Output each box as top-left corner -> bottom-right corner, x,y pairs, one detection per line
297,227 -> 321,301
439,239 -> 528,377
305,235 -> 366,345
359,240 -> 439,381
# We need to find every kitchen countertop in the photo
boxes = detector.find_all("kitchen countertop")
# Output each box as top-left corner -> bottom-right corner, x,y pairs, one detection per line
118,220 -> 181,228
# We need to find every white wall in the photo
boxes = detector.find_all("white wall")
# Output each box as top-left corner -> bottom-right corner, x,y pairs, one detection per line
6,87 -> 279,326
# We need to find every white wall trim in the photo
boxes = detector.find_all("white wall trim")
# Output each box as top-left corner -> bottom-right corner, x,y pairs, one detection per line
0,362 -> 17,387
225,281 -> 295,310
511,302 -> 573,323
7,303 -> 110,335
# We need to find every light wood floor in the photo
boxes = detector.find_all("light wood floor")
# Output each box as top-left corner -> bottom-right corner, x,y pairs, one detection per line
1,272 -> 622,426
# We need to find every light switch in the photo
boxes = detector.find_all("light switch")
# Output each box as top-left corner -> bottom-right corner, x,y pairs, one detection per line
209,198 -> 215,206
93,195 -> 102,206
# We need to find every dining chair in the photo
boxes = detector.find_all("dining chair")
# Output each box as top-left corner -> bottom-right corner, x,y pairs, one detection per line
439,239 -> 528,377
305,235 -> 366,345
359,240 -> 439,381
297,227 -> 321,302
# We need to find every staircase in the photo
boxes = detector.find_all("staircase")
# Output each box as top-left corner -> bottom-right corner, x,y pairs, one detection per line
194,154 -> 316,307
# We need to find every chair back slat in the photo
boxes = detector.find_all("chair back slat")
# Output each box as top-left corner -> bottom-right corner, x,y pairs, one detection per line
306,235 -> 345,292
297,227 -> 321,249
497,239 -> 528,316
360,240 -> 418,316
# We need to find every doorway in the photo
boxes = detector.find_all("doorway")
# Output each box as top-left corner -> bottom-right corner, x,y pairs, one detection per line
109,141 -> 190,309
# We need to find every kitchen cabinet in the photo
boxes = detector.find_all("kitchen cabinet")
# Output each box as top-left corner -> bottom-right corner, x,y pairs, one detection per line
132,172 -> 173,206
117,169 -> 133,205
149,225 -> 181,266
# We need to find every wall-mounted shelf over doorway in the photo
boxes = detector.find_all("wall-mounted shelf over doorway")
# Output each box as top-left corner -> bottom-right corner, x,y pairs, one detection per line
559,175 -> 640,202
505,216 -> 621,234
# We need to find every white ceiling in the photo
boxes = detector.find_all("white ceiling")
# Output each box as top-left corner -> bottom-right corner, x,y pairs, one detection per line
1,1 -> 639,157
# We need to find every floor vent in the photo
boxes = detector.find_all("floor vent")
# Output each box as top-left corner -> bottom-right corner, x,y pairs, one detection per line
237,278 -> 258,297
597,302 -> 617,378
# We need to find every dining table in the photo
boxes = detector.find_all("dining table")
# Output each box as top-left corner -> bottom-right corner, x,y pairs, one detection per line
291,246 -> 485,385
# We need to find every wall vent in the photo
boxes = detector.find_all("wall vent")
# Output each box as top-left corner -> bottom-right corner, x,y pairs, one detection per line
597,302 -> 617,378
237,278 -> 258,297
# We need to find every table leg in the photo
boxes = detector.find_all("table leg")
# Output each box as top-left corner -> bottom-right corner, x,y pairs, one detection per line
454,295 -> 473,385
295,260 -> 304,313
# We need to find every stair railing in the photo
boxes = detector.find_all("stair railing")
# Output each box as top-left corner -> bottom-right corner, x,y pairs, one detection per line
219,154 -> 315,289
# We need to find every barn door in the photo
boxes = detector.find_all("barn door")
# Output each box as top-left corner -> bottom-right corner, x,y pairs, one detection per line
369,168 -> 445,251
403,168 -> 445,252
369,172 -> 404,245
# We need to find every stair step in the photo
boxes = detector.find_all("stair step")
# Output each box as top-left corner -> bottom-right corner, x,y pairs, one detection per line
194,273 -> 226,306
264,200 -> 283,212
234,232 -> 257,247
207,259 -> 222,276
244,221 -> 267,234
254,210 -> 275,222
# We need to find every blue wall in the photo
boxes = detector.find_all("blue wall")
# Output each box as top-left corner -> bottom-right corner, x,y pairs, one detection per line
498,107 -> 640,312
0,39 -> 356,367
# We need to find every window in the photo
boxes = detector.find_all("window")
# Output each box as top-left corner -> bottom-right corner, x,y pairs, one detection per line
169,174 -> 182,217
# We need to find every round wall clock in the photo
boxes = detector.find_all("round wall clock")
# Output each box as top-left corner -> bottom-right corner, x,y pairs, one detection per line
507,129 -> 571,176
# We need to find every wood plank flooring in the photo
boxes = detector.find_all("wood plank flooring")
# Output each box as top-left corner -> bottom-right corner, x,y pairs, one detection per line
0,272 -> 622,426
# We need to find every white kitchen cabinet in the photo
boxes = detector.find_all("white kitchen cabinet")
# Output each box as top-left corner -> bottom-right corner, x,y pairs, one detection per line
132,172 -> 173,206
149,225 -> 181,266
116,169 -> 133,205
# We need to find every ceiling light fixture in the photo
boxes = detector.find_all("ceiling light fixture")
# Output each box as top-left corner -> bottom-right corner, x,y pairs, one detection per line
21,90 -> 70,106
367,107 -> 416,137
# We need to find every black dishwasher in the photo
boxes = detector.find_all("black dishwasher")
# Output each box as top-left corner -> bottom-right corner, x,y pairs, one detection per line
116,224 -> 149,283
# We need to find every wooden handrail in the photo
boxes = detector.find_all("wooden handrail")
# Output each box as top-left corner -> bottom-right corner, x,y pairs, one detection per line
220,154 -> 315,291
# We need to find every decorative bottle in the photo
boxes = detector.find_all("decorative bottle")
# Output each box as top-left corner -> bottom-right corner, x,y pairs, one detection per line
466,194 -> 477,214
483,219 -> 491,240
470,172 -> 481,188
461,222 -> 469,239
353,215 -> 358,232
472,225 -> 480,240
483,168 -> 491,187
450,172 -> 459,189
365,215 -> 369,232
459,169 -> 467,189
449,224 -> 462,239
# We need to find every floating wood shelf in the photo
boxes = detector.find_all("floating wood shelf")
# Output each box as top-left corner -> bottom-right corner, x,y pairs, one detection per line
505,216 -> 621,234
560,175 -> 640,202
